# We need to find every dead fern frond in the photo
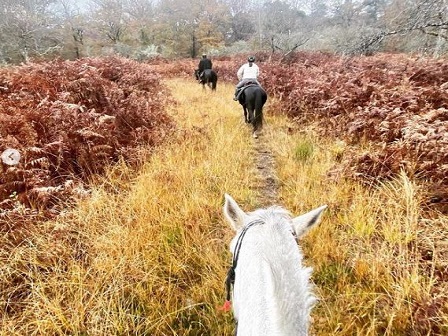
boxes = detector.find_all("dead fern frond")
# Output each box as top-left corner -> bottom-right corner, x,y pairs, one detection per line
27,147 -> 45,155
1,181 -> 26,191
1,55 -> 173,224
0,198 -> 14,209
75,129 -> 105,140
44,141 -> 63,151
96,115 -> 115,125
26,157 -> 50,169
90,144 -> 113,155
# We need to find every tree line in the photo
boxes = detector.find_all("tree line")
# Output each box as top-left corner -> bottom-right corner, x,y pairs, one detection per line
0,0 -> 447,64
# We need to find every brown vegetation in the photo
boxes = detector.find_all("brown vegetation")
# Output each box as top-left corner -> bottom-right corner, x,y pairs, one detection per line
260,52 -> 448,213
152,52 -> 448,213
0,57 -> 175,231
1,53 -> 447,335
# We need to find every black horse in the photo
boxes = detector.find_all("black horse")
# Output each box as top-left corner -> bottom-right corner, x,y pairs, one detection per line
237,85 -> 267,138
195,69 -> 218,91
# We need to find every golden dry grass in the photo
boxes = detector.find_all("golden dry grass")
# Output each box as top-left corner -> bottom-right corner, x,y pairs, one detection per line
1,80 -> 256,335
1,78 -> 447,335
261,118 -> 448,335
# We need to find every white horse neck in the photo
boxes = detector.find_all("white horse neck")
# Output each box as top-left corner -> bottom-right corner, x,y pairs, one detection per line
232,208 -> 316,336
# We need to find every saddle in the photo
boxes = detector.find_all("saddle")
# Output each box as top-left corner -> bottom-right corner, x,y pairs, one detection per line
235,82 -> 262,101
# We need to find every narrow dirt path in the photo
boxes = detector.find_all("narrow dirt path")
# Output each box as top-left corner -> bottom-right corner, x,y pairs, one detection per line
253,138 -> 279,207
163,78 -> 448,336
166,78 -> 280,209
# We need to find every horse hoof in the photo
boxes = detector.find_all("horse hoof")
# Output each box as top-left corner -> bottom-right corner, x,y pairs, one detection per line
253,132 -> 258,139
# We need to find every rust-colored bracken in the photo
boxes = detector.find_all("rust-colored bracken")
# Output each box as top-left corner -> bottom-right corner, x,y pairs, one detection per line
0,56 -> 175,224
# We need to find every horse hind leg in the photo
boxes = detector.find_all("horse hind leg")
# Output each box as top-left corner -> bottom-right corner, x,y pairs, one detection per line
252,110 -> 263,138
248,108 -> 256,125
252,124 -> 260,138
243,107 -> 250,123
252,122 -> 258,138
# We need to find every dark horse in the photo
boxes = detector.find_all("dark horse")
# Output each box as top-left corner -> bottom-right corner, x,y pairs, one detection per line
237,85 -> 267,138
195,69 -> 218,91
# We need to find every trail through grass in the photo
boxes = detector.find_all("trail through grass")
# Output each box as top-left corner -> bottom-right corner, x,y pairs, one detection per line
1,79 -> 265,335
1,78 -> 446,335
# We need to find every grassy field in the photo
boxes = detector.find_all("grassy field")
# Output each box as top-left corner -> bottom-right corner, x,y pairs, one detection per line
1,78 -> 446,335
264,119 -> 448,335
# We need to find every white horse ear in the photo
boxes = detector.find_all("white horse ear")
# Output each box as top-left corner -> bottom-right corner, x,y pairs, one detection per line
223,194 -> 247,231
292,205 -> 327,238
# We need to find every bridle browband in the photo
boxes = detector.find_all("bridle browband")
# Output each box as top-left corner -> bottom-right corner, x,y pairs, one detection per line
224,220 -> 264,305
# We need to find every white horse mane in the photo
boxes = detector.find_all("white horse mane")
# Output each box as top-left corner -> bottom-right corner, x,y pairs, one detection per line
223,194 -> 327,336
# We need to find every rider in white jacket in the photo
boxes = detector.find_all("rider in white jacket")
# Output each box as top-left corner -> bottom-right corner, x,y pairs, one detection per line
233,56 -> 260,100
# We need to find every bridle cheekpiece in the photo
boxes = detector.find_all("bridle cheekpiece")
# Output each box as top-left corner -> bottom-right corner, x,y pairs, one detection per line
220,219 -> 264,312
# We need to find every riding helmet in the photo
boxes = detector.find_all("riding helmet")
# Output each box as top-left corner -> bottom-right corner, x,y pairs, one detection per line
248,56 -> 255,62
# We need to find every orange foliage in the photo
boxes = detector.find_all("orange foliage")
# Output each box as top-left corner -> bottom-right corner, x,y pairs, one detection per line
262,52 -> 448,212
146,52 -> 448,211
0,57 -> 175,222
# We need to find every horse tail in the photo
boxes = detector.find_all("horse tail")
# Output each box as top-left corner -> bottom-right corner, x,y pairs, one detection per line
253,88 -> 266,131
211,71 -> 217,90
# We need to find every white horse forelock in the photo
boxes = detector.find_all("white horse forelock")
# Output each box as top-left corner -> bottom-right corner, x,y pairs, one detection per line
223,194 -> 326,336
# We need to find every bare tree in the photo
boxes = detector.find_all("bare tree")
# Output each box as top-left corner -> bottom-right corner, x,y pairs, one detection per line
90,0 -> 129,44
220,0 -> 256,43
356,0 -> 448,55
258,1 -> 310,54
303,0 -> 447,56
54,0 -> 86,58
1,0 -> 447,61
155,0 -> 229,57
0,0 -> 61,63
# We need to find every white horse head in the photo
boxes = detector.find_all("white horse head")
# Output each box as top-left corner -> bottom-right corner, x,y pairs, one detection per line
222,194 -> 327,336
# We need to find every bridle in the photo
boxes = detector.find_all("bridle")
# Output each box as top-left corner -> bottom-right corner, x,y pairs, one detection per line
222,219 -> 298,335
224,220 -> 264,308
223,218 -> 298,307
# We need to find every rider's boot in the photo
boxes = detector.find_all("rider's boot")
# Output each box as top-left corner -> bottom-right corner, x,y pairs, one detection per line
233,89 -> 239,101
